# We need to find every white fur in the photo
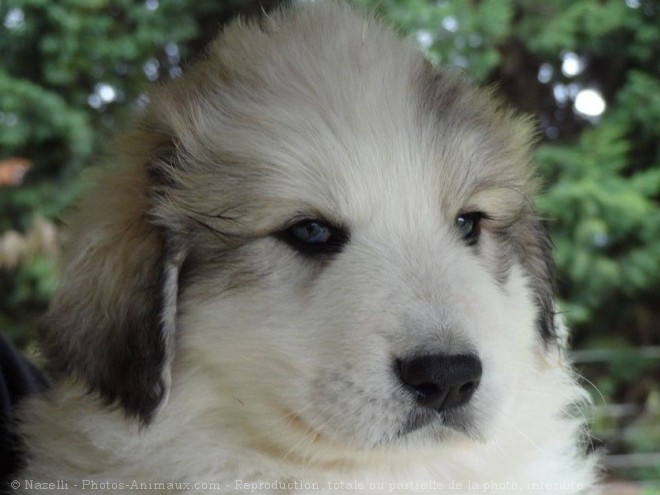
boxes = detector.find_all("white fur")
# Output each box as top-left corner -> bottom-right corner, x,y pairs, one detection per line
16,2 -> 599,493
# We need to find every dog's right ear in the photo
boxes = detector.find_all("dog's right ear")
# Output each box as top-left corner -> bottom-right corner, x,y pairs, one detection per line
41,132 -> 185,424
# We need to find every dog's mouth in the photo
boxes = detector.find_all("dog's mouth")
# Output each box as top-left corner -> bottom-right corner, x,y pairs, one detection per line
401,408 -> 437,435
398,406 -> 478,440
277,402 -> 479,454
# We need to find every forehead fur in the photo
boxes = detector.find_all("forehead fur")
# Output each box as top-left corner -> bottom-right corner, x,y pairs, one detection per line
142,1 -> 537,233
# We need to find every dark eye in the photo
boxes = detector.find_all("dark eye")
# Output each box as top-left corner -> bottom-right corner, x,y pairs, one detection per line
277,219 -> 349,257
456,212 -> 483,246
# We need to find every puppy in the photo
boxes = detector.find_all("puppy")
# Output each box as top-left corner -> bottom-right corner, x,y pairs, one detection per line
14,2 -> 599,493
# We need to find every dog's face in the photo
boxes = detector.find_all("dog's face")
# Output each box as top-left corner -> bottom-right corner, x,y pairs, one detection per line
43,2 -> 558,456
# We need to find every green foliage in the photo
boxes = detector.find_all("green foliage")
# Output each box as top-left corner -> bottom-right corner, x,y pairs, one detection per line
363,0 -> 513,79
0,254 -> 58,345
537,116 -> 660,323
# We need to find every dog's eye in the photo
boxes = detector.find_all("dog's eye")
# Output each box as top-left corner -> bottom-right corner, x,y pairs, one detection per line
456,212 -> 483,246
278,219 -> 349,256
290,220 -> 332,243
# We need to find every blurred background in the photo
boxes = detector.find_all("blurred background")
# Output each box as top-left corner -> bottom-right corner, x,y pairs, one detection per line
0,0 -> 658,491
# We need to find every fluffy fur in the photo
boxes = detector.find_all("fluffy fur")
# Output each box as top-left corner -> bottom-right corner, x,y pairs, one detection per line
15,2 -> 599,493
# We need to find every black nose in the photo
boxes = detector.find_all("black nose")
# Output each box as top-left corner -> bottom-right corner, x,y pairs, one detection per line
397,354 -> 482,412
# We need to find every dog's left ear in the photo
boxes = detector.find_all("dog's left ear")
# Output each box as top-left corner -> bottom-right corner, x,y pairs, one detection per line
517,212 -> 559,346
41,134 -> 185,424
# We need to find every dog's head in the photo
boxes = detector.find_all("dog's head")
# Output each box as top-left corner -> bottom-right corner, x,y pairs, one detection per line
43,2 -> 560,453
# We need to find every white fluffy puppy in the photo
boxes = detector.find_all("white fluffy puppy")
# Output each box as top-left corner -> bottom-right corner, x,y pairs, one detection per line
15,2 -> 599,493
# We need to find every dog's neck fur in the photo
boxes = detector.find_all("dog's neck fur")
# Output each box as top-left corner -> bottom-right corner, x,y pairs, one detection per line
18,355 -> 597,494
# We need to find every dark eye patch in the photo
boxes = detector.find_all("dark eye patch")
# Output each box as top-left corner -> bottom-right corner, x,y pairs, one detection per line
276,219 -> 349,257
